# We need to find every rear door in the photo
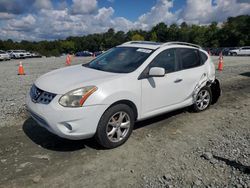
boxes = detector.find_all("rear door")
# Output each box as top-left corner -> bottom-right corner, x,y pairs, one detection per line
176,48 -> 207,101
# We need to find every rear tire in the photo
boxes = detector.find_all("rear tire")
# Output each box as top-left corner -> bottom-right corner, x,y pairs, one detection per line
192,86 -> 212,112
95,104 -> 134,149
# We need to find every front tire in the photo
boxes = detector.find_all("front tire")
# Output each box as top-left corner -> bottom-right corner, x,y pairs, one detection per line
95,104 -> 134,149
192,86 -> 212,112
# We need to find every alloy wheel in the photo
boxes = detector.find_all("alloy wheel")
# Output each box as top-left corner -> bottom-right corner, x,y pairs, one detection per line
106,111 -> 131,142
196,90 -> 211,111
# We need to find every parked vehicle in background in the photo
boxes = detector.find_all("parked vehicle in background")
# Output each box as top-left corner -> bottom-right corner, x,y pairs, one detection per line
93,51 -> 104,57
0,50 -> 11,61
229,46 -> 250,56
7,50 -> 26,59
210,48 -> 223,56
24,51 -> 32,58
27,41 -> 221,149
75,51 -> 93,57
222,47 -> 238,56
221,48 -> 230,56
6,50 -> 42,59
30,52 -> 42,58
205,47 -> 239,56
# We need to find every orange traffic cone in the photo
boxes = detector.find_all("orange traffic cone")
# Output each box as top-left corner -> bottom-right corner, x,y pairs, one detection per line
218,52 -> 223,71
65,54 -> 71,66
18,62 -> 25,75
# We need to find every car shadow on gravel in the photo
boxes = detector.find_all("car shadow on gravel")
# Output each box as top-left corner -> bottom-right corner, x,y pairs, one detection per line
23,107 -> 189,152
213,156 -> 250,174
240,72 -> 250,77
22,118 -> 100,152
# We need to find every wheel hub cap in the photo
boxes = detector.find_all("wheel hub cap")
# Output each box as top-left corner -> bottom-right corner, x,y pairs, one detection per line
106,111 -> 130,143
196,90 -> 210,110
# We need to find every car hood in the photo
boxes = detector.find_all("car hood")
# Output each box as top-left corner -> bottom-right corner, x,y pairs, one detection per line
35,65 -> 120,94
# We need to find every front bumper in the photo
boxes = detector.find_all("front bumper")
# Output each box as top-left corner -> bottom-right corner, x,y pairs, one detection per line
26,93 -> 108,140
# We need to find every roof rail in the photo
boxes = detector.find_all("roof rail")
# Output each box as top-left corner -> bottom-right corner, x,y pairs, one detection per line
123,41 -> 162,45
162,42 -> 202,49
122,41 -> 202,49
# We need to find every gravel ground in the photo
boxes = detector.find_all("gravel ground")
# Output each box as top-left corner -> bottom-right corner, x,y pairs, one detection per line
0,56 -> 249,188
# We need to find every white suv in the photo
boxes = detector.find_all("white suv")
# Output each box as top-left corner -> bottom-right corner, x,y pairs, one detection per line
0,50 -> 11,60
26,41 -> 221,148
229,46 -> 250,56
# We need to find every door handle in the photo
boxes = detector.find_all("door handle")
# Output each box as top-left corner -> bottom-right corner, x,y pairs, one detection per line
174,78 -> 183,83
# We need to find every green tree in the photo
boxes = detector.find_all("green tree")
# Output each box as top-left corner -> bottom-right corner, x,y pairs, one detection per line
151,22 -> 168,42
179,22 -> 189,42
131,33 -> 145,41
150,31 -> 158,41
168,24 -> 180,41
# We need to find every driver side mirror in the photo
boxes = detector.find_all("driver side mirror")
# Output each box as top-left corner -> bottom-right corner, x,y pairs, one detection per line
148,67 -> 165,77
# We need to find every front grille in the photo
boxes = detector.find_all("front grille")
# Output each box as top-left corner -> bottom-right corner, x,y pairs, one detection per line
30,85 -> 56,104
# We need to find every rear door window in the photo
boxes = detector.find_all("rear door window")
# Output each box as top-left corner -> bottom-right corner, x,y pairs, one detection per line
178,48 -> 201,70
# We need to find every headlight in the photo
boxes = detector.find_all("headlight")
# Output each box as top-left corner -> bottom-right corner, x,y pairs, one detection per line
59,86 -> 97,107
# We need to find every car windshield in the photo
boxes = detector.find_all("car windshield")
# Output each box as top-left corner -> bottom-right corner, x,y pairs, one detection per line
83,47 -> 153,73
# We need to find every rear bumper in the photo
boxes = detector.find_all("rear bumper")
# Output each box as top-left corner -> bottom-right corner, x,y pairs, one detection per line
26,93 -> 108,140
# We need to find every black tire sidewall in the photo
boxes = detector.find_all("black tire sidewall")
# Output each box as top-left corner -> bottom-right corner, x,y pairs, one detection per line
95,104 -> 135,149
193,86 -> 212,112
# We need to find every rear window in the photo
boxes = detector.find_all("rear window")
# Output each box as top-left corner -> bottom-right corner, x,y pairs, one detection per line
200,51 -> 208,65
179,48 -> 201,70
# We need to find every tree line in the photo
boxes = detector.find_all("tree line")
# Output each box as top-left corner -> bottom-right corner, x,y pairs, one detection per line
0,15 -> 249,57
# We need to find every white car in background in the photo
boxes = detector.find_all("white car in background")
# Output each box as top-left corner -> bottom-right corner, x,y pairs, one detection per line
26,41 -> 221,149
0,50 -> 11,61
7,50 -> 27,59
24,51 -> 32,58
229,46 -> 250,56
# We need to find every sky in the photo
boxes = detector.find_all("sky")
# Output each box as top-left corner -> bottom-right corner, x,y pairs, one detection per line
0,0 -> 249,41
